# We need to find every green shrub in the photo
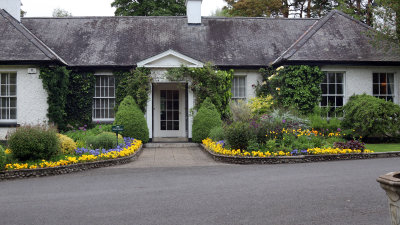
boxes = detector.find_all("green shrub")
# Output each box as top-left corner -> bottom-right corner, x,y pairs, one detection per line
64,124 -> 113,142
9,126 -> 60,161
86,132 -> 123,150
209,126 -> 224,141
342,94 -> 400,138
192,98 -> 222,143
0,147 -> 6,170
225,121 -> 253,150
230,100 -> 253,122
114,96 -> 149,143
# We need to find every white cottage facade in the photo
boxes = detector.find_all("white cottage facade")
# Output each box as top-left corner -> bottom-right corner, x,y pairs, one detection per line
0,0 -> 399,141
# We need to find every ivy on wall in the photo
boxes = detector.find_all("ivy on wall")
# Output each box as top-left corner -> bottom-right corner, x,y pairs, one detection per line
166,63 -> 234,119
115,68 -> 152,113
40,66 -> 95,131
256,65 -> 324,114
65,72 -> 95,128
39,66 -> 70,131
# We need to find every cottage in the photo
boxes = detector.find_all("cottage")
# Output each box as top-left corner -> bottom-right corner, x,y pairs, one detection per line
0,0 -> 399,141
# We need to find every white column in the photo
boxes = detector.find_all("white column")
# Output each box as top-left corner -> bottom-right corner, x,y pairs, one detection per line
146,84 -> 153,139
188,88 -> 194,138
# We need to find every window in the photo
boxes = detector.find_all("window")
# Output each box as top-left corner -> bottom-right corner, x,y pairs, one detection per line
321,72 -> 344,117
93,75 -> 115,121
232,76 -> 246,100
0,73 -> 17,121
373,73 -> 394,102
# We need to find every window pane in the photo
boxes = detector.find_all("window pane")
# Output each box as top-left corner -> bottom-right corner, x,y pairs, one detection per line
10,74 -> 16,84
380,83 -> 387,95
329,84 -> 335,94
322,74 -> 327,83
1,74 -> 7,85
373,84 -> 379,95
373,73 -> 379,83
328,73 -> 335,83
380,73 -> 387,83
161,121 -> 166,130
173,121 -> 179,130
10,108 -> 16,119
109,87 -> 115,97
388,83 -> 394,95
328,96 -> 335,106
109,77 -> 115,86
10,98 -> 16,107
321,96 -> 327,106
9,85 -> 16,96
1,86 -> 7,96
321,84 -> 327,94
337,84 -> 343,95
167,121 -> 173,130
336,96 -> 343,107
1,98 -> 7,107
336,73 -> 343,83
173,111 -> 179,120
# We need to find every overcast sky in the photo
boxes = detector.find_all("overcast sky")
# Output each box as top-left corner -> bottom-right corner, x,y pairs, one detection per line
21,0 -> 226,17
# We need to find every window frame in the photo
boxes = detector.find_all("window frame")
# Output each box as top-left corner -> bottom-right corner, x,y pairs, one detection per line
372,72 -> 396,102
320,71 -> 345,117
0,72 -> 17,123
231,75 -> 247,100
92,74 -> 115,122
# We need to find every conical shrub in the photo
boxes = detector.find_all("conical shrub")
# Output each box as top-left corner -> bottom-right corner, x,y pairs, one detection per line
114,96 -> 149,143
192,98 -> 222,143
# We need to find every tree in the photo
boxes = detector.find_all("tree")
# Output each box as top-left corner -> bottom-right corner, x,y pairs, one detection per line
373,0 -> 400,45
52,8 -> 72,17
211,8 -> 232,17
111,0 -> 186,16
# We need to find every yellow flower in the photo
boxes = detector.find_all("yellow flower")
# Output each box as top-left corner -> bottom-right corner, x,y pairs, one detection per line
4,149 -> 11,154
276,87 -> 280,91
276,66 -> 284,71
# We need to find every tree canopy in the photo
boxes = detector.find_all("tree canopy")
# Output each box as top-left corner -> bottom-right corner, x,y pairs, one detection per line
111,0 -> 186,16
52,8 -> 73,17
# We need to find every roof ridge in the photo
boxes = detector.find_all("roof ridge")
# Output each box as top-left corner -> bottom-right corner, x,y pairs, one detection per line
0,9 -> 67,65
271,10 -> 338,65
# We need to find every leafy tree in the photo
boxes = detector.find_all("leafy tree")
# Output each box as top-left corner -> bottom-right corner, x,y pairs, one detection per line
52,8 -> 73,17
111,0 -> 186,16
373,0 -> 400,45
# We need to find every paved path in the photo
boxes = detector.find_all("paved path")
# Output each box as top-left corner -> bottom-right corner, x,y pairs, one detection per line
114,146 -> 223,168
0,155 -> 398,224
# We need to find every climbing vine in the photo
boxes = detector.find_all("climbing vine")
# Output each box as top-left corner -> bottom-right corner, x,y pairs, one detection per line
115,67 -> 152,113
166,63 -> 234,119
65,72 -> 95,128
256,65 -> 324,114
39,66 -> 70,131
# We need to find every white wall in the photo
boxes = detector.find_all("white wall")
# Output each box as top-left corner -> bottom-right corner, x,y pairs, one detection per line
321,66 -> 400,105
0,66 -> 48,139
234,70 -> 263,101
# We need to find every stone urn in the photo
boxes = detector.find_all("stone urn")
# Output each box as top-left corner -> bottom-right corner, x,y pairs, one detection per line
377,172 -> 400,225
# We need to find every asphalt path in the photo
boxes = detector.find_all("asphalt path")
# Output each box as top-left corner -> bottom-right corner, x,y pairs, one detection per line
0,157 -> 398,225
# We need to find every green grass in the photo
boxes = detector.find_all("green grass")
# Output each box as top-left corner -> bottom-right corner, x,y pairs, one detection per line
365,144 -> 400,152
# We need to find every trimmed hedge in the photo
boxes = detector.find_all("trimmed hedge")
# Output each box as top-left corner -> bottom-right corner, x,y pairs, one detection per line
114,96 -> 149,143
192,98 -> 222,143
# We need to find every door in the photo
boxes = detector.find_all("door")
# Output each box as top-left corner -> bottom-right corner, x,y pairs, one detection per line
153,84 -> 186,138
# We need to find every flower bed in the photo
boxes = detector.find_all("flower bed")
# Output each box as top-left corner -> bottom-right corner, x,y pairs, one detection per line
4,138 -> 142,171
202,138 -> 373,158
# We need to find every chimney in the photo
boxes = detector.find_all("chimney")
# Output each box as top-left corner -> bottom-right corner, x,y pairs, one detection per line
186,0 -> 202,24
0,0 -> 21,22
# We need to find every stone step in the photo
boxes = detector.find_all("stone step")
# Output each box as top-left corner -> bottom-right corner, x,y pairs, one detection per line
144,142 -> 200,148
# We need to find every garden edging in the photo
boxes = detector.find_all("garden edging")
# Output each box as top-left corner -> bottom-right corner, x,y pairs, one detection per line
200,144 -> 400,164
0,145 -> 143,181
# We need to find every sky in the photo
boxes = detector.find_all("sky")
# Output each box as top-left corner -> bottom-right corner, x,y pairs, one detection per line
21,0 -> 227,17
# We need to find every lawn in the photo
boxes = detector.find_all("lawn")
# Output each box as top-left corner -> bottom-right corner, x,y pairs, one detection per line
365,144 -> 400,152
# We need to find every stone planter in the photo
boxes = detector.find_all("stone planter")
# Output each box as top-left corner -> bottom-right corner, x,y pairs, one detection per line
377,172 -> 400,225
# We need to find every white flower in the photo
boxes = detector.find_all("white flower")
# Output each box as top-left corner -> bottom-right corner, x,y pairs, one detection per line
276,66 -> 284,71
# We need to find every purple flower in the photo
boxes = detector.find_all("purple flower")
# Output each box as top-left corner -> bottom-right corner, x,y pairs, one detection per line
282,119 -> 286,123
337,128 -> 341,132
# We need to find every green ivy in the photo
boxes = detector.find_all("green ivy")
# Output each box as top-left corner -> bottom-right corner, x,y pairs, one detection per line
166,63 -> 234,119
65,72 -> 95,128
115,68 -> 152,112
257,65 -> 324,114
39,66 -> 70,131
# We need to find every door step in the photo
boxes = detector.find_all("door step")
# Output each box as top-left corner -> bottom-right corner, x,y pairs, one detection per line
152,137 -> 189,143
144,142 -> 199,148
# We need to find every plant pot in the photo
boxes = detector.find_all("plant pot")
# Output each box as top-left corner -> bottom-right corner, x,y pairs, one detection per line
377,172 -> 400,225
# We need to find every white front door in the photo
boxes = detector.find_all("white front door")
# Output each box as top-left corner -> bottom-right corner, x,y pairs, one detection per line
153,84 -> 186,138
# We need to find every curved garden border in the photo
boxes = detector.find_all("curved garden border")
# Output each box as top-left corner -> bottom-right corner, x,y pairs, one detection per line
201,144 -> 400,164
0,145 -> 143,181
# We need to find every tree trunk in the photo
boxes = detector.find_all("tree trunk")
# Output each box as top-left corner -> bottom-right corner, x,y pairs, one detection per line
366,0 -> 373,26
307,0 -> 311,18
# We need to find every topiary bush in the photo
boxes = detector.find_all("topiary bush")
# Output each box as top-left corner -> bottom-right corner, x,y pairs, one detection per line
342,94 -> 400,139
114,96 -> 149,143
9,126 -> 60,161
192,98 -> 222,143
57,133 -> 77,155
225,121 -> 253,150
209,126 -> 224,142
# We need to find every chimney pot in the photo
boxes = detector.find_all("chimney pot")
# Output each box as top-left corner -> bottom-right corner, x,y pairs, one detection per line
0,0 -> 21,22
186,0 -> 202,24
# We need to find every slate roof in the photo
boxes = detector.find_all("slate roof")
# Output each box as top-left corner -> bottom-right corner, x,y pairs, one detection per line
21,16 -> 317,67
0,10 -> 65,64
1,9 -> 399,67
274,10 -> 400,65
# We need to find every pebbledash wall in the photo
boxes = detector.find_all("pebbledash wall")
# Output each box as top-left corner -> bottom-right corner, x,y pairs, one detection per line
321,66 -> 400,105
0,66 -> 48,139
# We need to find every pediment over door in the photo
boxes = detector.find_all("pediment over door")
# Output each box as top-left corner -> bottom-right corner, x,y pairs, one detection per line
136,49 -> 204,68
